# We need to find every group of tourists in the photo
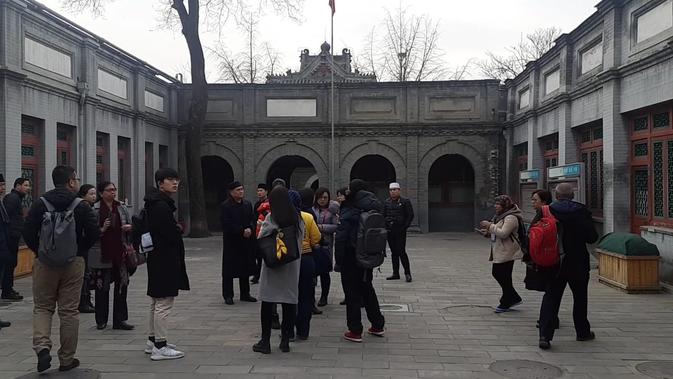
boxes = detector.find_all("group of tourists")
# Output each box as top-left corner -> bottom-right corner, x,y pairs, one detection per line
217,178 -> 416,352
0,166 -> 188,372
479,183 -> 599,350
0,162 -> 600,374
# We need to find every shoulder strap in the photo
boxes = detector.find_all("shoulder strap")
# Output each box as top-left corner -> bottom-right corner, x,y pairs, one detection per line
67,197 -> 83,211
542,205 -> 554,219
40,197 -> 55,212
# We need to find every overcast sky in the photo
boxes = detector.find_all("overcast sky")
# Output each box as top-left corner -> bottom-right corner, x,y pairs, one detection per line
38,0 -> 597,82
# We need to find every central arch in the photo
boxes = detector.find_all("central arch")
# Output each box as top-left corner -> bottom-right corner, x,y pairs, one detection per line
266,155 -> 319,190
255,143 -> 328,189
350,154 -> 396,200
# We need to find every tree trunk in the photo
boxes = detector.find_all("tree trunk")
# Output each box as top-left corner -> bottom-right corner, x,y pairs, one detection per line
180,9 -> 210,237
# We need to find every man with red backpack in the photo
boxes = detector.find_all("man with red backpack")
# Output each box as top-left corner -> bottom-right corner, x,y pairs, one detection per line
538,183 -> 598,350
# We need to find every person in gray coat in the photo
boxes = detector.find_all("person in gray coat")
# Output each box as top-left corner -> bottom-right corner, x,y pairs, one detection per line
312,187 -> 339,307
253,187 -> 303,355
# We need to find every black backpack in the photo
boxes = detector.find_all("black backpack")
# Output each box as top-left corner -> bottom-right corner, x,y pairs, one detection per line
355,210 -> 388,269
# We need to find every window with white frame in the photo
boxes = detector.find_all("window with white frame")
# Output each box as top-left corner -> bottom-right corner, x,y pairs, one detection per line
544,69 -> 560,95
519,88 -> 530,109
144,90 -> 164,112
98,68 -> 128,99
636,0 -> 673,43
24,36 -> 72,78
580,41 -> 603,74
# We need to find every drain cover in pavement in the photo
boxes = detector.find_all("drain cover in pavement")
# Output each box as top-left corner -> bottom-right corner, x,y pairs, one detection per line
379,303 -> 410,312
440,304 -> 493,316
17,369 -> 100,379
489,360 -> 563,379
636,361 -> 673,378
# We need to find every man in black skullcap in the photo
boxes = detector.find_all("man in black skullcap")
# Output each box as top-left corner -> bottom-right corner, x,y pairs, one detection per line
220,181 -> 257,305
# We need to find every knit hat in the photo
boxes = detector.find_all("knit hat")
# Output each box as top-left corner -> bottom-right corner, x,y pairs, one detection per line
0,173 -> 4,183
257,183 -> 268,191
227,181 -> 243,191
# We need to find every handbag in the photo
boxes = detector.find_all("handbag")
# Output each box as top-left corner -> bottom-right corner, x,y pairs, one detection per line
313,245 -> 333,275
258,225 -> 300,268
124,242 -> 146,273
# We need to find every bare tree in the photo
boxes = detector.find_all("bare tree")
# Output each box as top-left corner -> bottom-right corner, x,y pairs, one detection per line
209,13 -> 282,83
358,5 -> 451,82
477,27 -> 562,82
60,0 -> 302,237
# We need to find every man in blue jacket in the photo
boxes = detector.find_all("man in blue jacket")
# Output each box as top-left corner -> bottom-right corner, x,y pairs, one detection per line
538,183 -> 599,350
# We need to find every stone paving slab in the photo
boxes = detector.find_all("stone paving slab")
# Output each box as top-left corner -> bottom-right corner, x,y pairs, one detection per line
1,233 -> 673,378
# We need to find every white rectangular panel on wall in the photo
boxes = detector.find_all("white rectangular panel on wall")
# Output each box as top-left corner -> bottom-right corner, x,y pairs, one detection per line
581,42 -> 603,74
637,0 -> 673,43
98,68 -> 128,99
545,69 -> 560,95
144,90 -> 164,112
24,36 -> 72,78
519,88 -> 530,109
266,99 -> 316,117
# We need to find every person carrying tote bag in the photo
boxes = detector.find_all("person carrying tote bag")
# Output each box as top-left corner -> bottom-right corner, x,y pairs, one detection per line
254,187 -> 304,355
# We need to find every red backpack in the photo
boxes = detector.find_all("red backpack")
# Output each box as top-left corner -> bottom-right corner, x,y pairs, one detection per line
528,205 -> 560,267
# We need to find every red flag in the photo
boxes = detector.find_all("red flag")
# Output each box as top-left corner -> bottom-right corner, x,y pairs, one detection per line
329,0 -> 335,15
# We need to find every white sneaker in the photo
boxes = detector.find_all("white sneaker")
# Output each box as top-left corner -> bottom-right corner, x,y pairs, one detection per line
145,340 -> 177,354
150,346 -> 184,361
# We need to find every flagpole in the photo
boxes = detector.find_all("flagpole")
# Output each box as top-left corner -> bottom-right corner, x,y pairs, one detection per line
330,7 -> 335,194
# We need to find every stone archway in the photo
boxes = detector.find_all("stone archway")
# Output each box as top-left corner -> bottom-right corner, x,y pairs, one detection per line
350,155 -> 396,200
255,142 -> 328,189
419,141 -> 489,233
428,155 -> 475,232
341,141 -> 406,192
201,156 -> 234,231
266,155 -> 319,190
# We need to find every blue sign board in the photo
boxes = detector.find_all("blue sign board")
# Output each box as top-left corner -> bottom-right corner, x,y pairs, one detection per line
519,169 -> 540,182
548,163 -> 582,179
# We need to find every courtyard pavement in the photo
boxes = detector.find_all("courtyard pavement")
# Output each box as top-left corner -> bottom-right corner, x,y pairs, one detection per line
1,233 -> 673,378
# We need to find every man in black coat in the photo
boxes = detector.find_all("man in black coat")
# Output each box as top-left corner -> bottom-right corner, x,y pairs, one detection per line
383,182 -> 414,282
220,181 -> 257,305
336,179 -> 385,343
1,177 -> 31,300
538,183 -> 599,350
0,173 -> 13,329
23,166 -> 99,372
144,168 -> 190,361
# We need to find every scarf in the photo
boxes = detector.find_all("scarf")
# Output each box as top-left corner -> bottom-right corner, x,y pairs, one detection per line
99,201 -> 124,266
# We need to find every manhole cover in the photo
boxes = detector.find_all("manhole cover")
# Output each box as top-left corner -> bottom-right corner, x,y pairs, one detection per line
440,304 -> 493,316
489,360 -> 563,379
17,368 -> 101,379
379,303 -> 410,312
636,361 -> 673,378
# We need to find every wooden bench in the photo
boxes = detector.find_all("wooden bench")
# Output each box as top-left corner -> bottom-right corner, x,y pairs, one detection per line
15,245 -> 34,278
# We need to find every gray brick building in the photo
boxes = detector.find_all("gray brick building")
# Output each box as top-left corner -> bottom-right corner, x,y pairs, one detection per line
2,0 -> 673,257
504,0 -> 673,281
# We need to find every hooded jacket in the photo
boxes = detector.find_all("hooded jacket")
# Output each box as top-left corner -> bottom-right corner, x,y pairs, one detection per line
487,205 -> 524,263
22,187 -> 99,257
335,190 -> 382,267
144,187 -> 190,298
550,199 -> 599,271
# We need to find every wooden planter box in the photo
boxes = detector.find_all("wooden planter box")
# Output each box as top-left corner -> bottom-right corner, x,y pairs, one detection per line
15,245 -> 35,278
596,248 -> 660,293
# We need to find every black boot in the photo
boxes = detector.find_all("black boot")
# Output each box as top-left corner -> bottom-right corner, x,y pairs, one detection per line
253,338 -> 271,354
279,336 -> 290,353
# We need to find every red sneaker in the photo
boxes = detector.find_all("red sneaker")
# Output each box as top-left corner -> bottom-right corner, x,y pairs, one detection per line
343,331 -> 363,343
368,327 -> 385,337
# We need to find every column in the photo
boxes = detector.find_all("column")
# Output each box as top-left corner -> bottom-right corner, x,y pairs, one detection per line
405,133 -> 421,232
558,101 -> 578,165
0,71 -> 25,181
